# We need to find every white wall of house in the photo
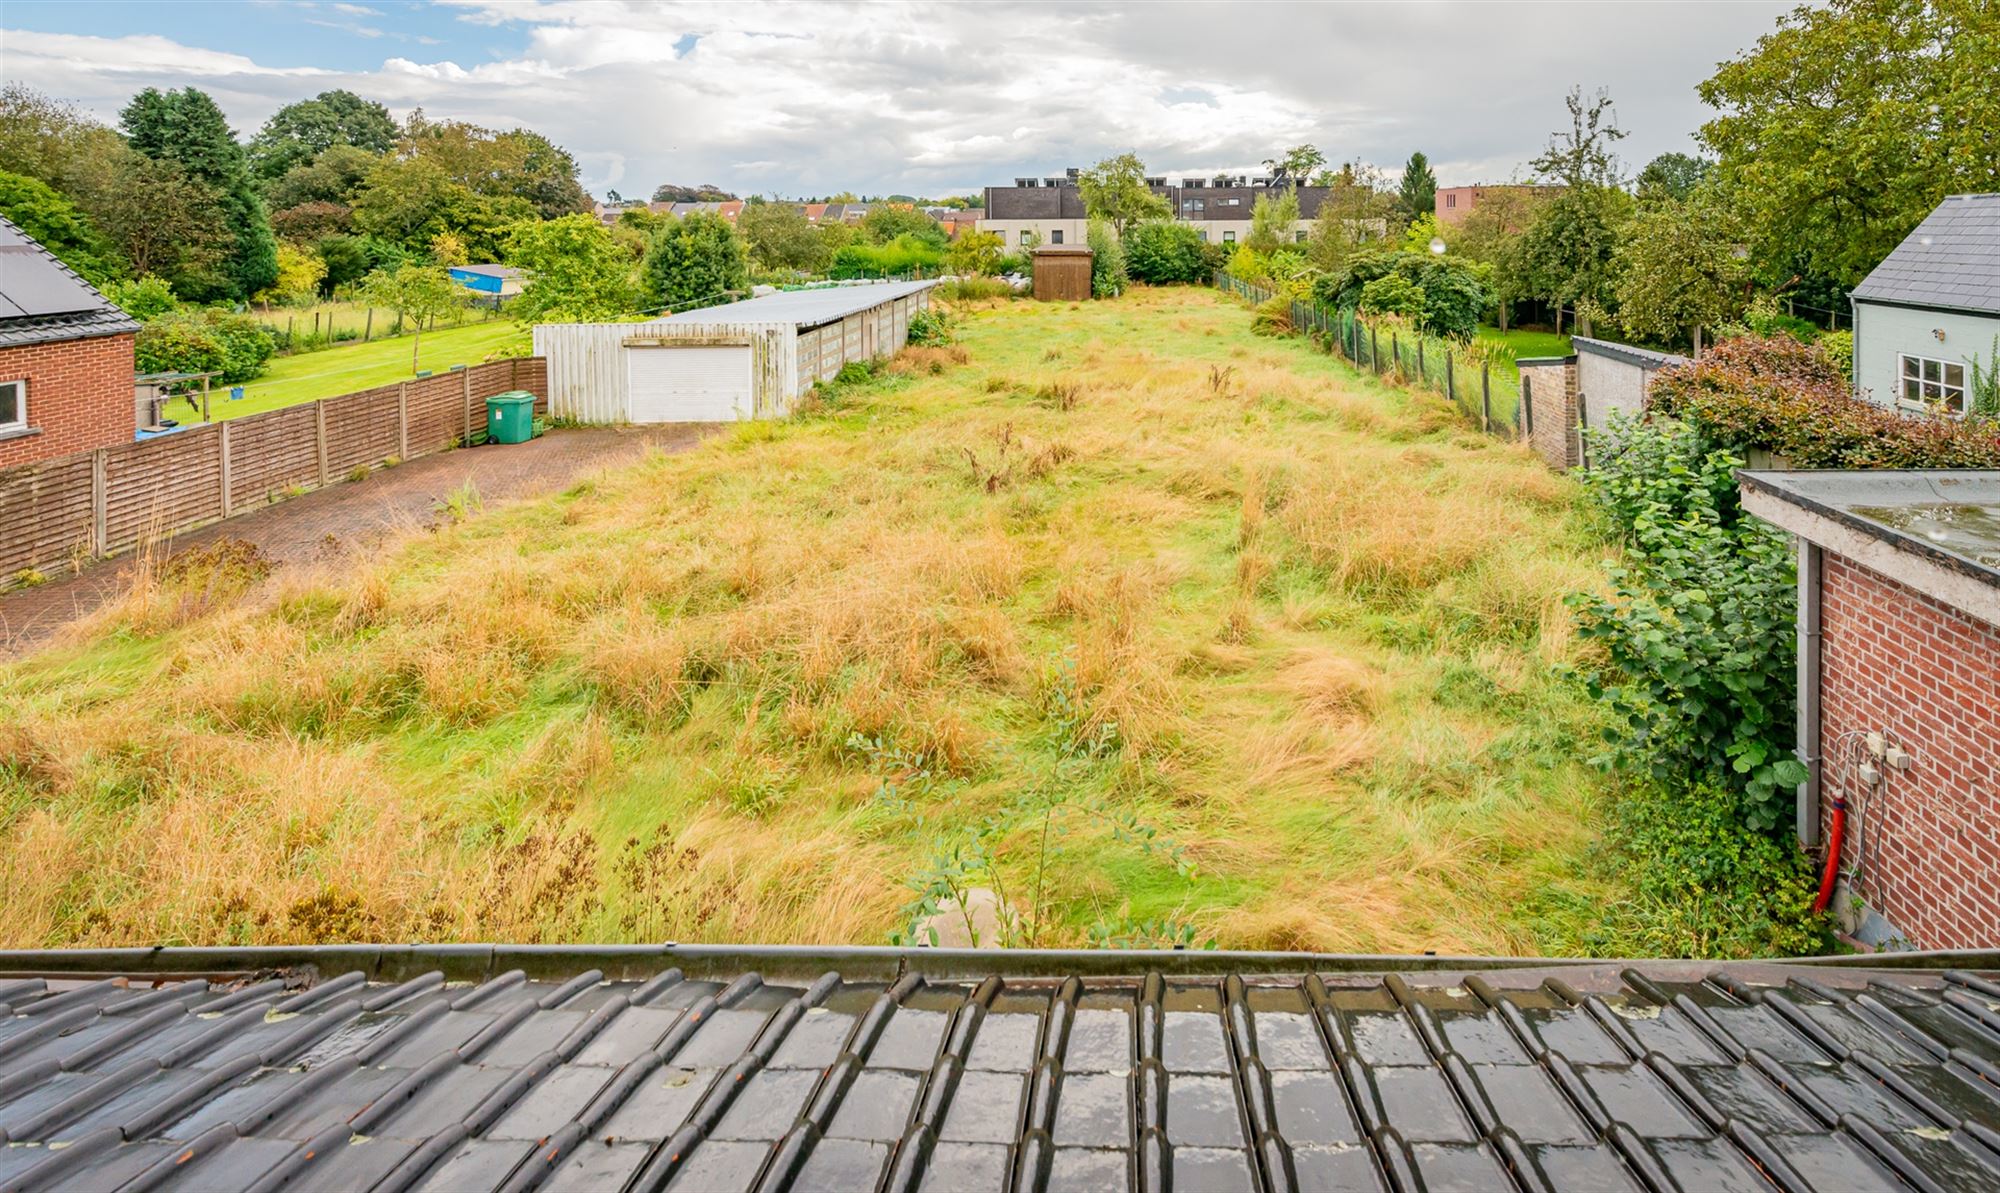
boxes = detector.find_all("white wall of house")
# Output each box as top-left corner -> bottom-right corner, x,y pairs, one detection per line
1853,300 -> 2000,413
977,219 -> 1089,249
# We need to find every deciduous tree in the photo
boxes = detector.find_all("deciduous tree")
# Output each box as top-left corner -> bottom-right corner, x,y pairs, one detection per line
357,263 -> 465,372
248,89 -> 396,180
1698,0 -> 2000,288
1076,152 -> 1169,234
1614,191 -> 1750,351
641,212 -> 747,312
858,203 -> 944,248
942,229 -> 1003,277
0,169 -> 118,284
739,201 -> 832,272
505,213 -> 637,322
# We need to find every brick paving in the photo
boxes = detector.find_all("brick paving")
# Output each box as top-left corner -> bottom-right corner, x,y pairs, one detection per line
0,424 -> 716,659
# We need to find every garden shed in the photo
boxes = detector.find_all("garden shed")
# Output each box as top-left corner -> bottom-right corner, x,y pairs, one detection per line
1031,246 -> 1093,302
534,280 -> 938,424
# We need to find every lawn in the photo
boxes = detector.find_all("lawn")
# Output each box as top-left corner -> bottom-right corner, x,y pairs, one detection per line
187,319 -> 528,422
0,287 -> 1625,954
1477,325 -> 1574,371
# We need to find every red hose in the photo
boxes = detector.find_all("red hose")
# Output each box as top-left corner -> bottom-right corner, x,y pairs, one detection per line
1813,795 -> 1847,914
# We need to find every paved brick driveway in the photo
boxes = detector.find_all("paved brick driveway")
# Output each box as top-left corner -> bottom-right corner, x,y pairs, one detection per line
0,424 -> 715,659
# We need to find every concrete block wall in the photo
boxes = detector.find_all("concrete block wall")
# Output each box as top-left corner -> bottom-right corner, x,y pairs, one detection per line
1818,552 -> 2000,949
0,333 -> 136,469
1519,358 -> 1578,471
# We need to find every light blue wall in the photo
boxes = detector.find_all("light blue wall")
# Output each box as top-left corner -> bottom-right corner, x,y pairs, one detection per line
1852,300 -> 2000,410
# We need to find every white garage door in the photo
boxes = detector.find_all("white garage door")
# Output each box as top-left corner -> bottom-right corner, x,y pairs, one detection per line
626,345 -> 752,422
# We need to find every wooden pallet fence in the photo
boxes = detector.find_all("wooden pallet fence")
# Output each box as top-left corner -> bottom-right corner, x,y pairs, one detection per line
0,357 -> 546,591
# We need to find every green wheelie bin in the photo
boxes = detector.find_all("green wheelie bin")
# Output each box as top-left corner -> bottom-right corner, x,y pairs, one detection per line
486,391 -> 538,444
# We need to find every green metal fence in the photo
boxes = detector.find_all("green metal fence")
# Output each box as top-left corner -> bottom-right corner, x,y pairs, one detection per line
1213,273 -> 1522,439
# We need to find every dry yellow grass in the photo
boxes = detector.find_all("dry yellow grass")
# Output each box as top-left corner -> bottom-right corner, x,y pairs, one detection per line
0,286 -> 1617,952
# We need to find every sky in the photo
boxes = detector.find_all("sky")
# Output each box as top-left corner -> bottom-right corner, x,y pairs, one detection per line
1,0 -> 1798,200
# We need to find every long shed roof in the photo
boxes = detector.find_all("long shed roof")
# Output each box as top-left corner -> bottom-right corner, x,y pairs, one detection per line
659,279 -> 937,330
1851,193 -> 2000,316
0,943 -> 1996,1191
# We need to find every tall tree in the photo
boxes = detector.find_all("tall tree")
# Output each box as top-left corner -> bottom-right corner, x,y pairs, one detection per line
1396,152 -> 1437,227
399,113 -> 590,220
1533,86 -> 1627,189
1634,153 -> 1711,204
265,143 -> 379,212
119,87 -> 277,300
1307,160 -> 1388,270
739,201 -> 832,272
1076,152 -> 1169,234
857,203 -> 944,248
1613,190 -> 1751,351
1699,0 -> 2000,288
71,149 -> 231,293
640,212 -> 747,312
505,213 -> 637,321
1246,189 -> 1301,254
1262,144 -> 1327,188
0,169 -> 119,284
247,89 -> 396,180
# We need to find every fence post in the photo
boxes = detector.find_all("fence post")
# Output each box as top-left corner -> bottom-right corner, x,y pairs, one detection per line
286,314 -> 294,344
1446,350 -> 1455,406
1417,338 -> 1425,383
1481,363 -> 1492,435
315,401 -> 329,487
91,449 -> 107,557
364,308 -> 373,342
1392,333 -> 1401,379
398,382 -> 410,460
219,421 -> 233,517
1522,374 -> 1535,438
462,367 -> 474,445
1370,326 -> 1381,375
1575,390 -> 1590,471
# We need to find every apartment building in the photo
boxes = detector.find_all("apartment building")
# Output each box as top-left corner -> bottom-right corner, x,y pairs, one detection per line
1433,184 -> 1565,226
979,170 -> 1339,249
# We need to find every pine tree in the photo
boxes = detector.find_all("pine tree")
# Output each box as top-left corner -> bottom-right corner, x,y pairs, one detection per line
1396,152 -> 1437,229
120,87 -> 278,301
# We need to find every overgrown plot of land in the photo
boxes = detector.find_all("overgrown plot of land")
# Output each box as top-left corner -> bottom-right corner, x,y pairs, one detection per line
0,287 -> 1621,953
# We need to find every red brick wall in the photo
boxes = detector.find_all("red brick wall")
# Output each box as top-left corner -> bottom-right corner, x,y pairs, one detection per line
0,333 -> 135,469
1819,553 -> 2000,949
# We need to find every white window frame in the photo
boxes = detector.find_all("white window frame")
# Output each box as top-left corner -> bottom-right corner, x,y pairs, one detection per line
1898,353 -> 1966,415
1222,230 -> 1236,244
0,379 -> 24,435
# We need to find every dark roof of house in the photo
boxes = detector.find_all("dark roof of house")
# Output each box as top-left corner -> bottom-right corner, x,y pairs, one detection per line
1851,193 -> 2000,316
0,944 -> 1997,1191
0,216 -> 141,349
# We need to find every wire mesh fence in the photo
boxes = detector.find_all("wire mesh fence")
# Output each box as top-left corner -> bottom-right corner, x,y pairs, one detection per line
1213,273 -> 1523,439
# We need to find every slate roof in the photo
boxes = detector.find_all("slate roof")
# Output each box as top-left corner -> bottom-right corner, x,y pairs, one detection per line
0,216 -> 141,349
0,946 -> 1998,1191
1851,193 -> 2000,316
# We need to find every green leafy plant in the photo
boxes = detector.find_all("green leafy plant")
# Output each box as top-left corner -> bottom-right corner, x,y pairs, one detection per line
905,308 -> 953,347
1124,221 -> 1210,285
1570,414 -> 1807,828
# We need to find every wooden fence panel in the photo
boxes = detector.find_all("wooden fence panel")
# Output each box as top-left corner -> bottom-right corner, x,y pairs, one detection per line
103,428 -> 224,555
0,452 -> 96,577
322,385 -> 402,477
227,404 -> 320,509
405,371 -> 469,455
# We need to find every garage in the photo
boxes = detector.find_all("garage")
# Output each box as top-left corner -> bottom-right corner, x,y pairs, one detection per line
534,279 -> 939,424
627,344 -> 751,422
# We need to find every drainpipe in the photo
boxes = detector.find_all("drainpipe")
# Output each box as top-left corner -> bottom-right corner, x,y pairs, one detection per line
1796,540 -> 1824,847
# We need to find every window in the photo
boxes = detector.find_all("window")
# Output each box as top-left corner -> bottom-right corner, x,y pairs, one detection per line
1222,230 -> 1236,243
1446,193 -> 1457,208
1294,229 -> 1308,243
1224,197 -> 1240,206
1050,229 -> 1064,245
0,380 -> 22,434
1899,354 -> 1966,413
1196,228 -> 1207,242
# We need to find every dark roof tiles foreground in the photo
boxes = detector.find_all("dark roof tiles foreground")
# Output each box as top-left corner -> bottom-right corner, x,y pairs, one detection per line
0,953 -> 1998,1190
1851,192 -> 2000,316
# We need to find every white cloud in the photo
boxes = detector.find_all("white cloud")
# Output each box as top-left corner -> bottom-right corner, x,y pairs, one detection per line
0,1 -> 1795,197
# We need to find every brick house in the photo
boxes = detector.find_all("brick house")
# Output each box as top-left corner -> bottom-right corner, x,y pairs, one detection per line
0,216 -> 140,470
1741,470 -> 2000,950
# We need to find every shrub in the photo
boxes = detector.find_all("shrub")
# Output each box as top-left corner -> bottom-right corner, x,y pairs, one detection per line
905,308 -> 953,347
1584,780 -> 1831,958
1357,273 -> 1425,322
1124,221 -> 1209,284
1648,334 -> 2000,467
135,307 -> 277,384
106,275 -> 179,320
1570,414 -> 1806,829
830,233 -> 943,279
935,277 -> 1016,302
1250,295 -> 1293,337
1814,328 -> 1853,377
1311,249 -> 1490,339
1086,220 -> 1127,298
642,212 -> 748,312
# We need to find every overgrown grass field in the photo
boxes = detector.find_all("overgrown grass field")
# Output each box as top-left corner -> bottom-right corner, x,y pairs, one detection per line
0,287 -> 1628,953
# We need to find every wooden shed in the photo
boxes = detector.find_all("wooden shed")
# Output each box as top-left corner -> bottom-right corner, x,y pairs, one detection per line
1032,246 -> 1094,302
534,280 -> 938,423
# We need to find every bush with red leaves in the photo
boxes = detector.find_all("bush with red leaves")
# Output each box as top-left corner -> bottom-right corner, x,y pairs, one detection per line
1647,335 -> 2000,469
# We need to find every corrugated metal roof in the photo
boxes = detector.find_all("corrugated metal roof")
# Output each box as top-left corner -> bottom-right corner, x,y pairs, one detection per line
0,215 -> 141,349
0,945 -> 1996,1191
659,280 -> 937,330
1852,194 -> 2000,316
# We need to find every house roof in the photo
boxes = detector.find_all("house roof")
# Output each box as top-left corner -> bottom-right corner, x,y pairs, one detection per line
1851,193 -> 2000,316
656,279 -> 938,329
0,944 -> 1995,1192
0,216 -> 141,349
449,265 -> 523,280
